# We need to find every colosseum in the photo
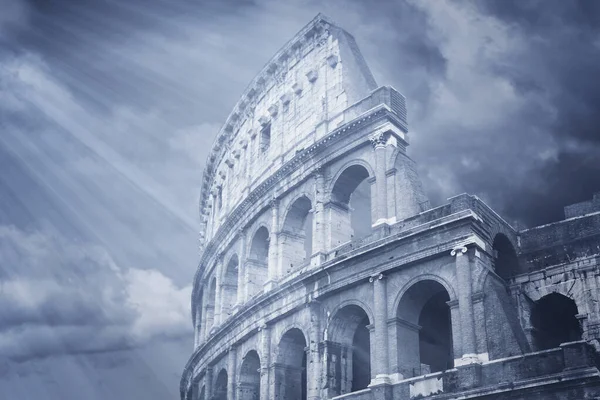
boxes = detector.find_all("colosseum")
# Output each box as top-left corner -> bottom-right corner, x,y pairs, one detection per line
181,14 -> 600,400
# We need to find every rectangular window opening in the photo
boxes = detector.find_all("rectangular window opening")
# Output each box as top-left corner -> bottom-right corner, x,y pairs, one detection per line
260,123 -> 271,153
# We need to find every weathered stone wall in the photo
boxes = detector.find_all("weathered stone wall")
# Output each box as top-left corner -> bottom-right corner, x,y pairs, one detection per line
182,13 -> 600,400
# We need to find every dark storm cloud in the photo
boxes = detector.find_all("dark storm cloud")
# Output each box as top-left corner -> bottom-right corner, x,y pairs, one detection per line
356,0 -> 600,227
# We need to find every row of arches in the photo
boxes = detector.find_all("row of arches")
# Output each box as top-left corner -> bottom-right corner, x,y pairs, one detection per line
192,280 -> 583,400
198,164 -> 375,338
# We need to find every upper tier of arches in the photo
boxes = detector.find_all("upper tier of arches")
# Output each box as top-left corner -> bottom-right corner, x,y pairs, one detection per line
198,14 -> 384,244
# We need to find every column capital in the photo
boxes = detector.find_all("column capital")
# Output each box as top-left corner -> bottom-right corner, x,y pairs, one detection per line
269,196 -> 279,208
450,246 -> 468,257
369,273 -> 385,283
237,228 -> 246,239
369,132 -> 389,149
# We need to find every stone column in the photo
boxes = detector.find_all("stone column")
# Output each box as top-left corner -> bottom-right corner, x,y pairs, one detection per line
234,229 -> 247,310
194,305 -> 202,348
205,367 -> 214,400
308,301 -> 322,400
265,199 -> 279,291
228,345 -> 237,400
369,273 -> 391,384
370,133 -> 388,227
214,255 -> 224,327
259,324 -> 271,400
451,246 -> 478,364
311,168 -> 327,266
200,292 -> 209,342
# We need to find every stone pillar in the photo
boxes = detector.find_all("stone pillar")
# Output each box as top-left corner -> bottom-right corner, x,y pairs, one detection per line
308,301 -> 322,400
370,133 -> 388,227
451,246 -> 479,365
214,255 -> 224,327
205,367 -> 213,400
200,292 -> 209,342
311,168 -> 327,266
369,273 -> 391,384
194,305 -> 202,348
228,346 -> 237,400
259,324 -> 271,400
265,199 -> 279,291
234,229 -> 246,311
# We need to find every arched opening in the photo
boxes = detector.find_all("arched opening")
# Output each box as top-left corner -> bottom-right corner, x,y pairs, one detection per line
531,293 -> 582,351
280,196 -> 313,273
330,165 -> 372,247
214,369 -> 228,400
205,278 -> 217,332
326,305 -> 371,397
493,234 -> 520,280
239,350 -> 261,400
396,280 -> 453,377
248,226 -> 269,297
221,255 -> 239,319
275,328 -> 308,400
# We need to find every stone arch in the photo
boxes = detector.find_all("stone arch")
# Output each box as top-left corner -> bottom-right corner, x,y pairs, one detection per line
239,350 -> 261,400
530,292 -> 583,351
247,226 -> 270,297
395,279 -> 454,377
280,195 -> 313,272
392,273 -> 458,314
325,303 -> 372,397
328,162 -> 374,246
275,328 -> 308,400
213,368 -> 228,400
492,233 -> 521,280
220,253 -> 239,320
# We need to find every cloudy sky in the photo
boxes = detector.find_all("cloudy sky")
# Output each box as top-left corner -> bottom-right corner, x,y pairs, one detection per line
0,0 -> 599,399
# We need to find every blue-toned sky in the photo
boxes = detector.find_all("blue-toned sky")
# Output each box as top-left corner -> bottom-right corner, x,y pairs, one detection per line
1,0 -> 599,399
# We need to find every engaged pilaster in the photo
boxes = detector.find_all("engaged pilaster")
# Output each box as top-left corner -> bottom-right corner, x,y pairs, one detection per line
227,345 -> 237,400
451,245 -> 480,366
308,301 -> 323,400
370,134 -> 389,227
265,198 -> 280,291
369,273 -> 391,385
311,168 -> 327,266
259,324 -> 271,400
234,229 -> 247,311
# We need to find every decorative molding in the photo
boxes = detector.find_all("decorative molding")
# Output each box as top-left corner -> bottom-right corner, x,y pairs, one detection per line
451,246 -> 468,257
369,131 -> 389,149
369,273 -> 385,282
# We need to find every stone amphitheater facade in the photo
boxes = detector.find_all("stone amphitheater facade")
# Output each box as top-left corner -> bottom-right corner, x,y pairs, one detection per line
181,14 -> 600,400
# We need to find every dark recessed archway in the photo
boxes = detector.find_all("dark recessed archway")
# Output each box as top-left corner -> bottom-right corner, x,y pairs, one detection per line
531,293 -> 582,351
281,196 -> 313,272
493,234 -> 520,280
327,304 -> 372,396
239,350 -> 261,400
330,164 -> 373,245
214,369 -> 228,400
396,279 -> 454,377
276,328 -> 308,400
